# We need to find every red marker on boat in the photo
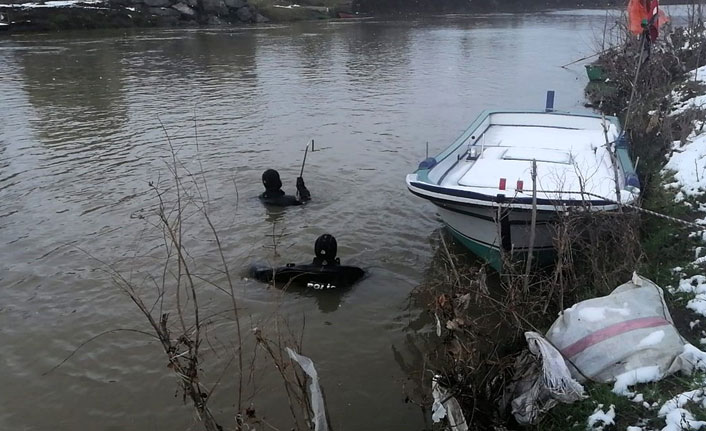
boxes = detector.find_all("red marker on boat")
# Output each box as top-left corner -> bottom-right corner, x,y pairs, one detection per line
499,178 -> 506,190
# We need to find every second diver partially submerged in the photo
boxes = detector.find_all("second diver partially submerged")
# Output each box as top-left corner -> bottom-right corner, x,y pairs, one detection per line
259,169 -> 311,206
250,234 -> 365,289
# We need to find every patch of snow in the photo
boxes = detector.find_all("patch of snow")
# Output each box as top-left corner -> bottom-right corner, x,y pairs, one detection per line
587,404 -> 615,430
672,93 -> 706,116
690,231 -> 706,242
688,294 -> 706,317
631,393 -> 644,403
678,344 -> 706,372
626,426 -> 642,431
578,306 -> 631,322
2,0 -> 103,8
663,133 -> 706,198
690,65 -> 706,85
677,275 -> 706,294
637,330 -> 665,348
657,381 -> 706,429
659,389 -> 705,416
612,366 -> 663,396
692,320 -> 701,329
663,408 -> 706,431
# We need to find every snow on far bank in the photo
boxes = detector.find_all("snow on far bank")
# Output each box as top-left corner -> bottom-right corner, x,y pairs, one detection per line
0,0 -> 103,8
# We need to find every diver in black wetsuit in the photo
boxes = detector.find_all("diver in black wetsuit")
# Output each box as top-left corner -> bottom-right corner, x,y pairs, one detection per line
259,169 -> 311,206
249,234 -> 365,289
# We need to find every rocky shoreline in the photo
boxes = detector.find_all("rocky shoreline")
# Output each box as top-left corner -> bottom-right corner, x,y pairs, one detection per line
0,0 -> 267,32
0,0 -> 650,34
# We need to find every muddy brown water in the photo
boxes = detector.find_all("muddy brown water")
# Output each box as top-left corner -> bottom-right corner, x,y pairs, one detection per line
0,8 -> 690,430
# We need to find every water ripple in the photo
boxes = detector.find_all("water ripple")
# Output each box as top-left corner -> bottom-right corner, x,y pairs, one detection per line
0,12 -> 621,431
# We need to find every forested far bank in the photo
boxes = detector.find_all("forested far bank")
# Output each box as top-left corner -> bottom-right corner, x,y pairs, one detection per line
354,0 -> 619,14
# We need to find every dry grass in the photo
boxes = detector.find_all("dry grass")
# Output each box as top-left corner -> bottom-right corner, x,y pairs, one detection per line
410,209 -> 642,429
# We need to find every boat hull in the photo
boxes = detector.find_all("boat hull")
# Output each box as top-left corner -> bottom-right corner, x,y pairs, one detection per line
405,109 -> 640,271
434,200 -> 557,271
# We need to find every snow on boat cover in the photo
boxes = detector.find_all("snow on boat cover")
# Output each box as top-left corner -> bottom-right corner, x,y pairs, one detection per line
405,110 -> 640,269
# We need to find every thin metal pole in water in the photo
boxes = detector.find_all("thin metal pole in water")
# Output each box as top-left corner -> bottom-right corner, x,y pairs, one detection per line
299,140 -> 311,178
426,141 -> 429,159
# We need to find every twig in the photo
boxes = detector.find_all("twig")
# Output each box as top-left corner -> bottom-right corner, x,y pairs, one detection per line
43,328 -> 157,376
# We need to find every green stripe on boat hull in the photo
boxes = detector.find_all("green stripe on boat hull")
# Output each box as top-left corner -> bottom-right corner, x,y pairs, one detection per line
445,224 -> 556,273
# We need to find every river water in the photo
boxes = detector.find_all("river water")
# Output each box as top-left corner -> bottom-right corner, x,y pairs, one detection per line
0,8 -> 684,430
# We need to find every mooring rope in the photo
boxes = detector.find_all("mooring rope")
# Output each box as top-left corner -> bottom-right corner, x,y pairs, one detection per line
515,189 -> 706,231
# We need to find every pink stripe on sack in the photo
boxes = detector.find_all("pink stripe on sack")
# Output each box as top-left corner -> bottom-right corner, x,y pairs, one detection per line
560,316 -> 671,358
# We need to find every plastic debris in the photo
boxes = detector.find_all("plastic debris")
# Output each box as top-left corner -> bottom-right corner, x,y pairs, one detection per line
507,273 -> 706,424
285,347 -> 328,431
431,375 -> 469,431
505,332 -> 585,424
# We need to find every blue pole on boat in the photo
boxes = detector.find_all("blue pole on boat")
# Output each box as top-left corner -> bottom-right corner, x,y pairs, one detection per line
545,90 -> 555,112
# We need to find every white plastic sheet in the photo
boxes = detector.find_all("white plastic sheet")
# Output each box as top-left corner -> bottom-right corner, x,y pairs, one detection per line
286,347 -> 328,431
508,332 -> 585,424
431,375 -> 469,431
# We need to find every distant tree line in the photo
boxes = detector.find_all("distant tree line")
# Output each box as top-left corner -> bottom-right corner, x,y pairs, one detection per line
353,0 -> 623,14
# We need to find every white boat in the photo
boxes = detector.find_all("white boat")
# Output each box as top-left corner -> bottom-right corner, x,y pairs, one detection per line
405,109 -> 640,270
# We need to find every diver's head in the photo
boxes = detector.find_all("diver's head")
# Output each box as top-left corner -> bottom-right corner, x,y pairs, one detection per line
262,169 -> 282,191
314,234 -> 338,263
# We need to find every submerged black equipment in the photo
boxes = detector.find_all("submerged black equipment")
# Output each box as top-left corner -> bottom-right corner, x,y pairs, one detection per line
249,234 -> 364,289
259,169 -> 311,206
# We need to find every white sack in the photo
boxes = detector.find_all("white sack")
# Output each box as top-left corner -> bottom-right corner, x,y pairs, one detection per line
546,273 -> 684,383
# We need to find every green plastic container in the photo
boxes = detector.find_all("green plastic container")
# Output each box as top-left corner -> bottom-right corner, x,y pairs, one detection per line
585,64 -> 605,82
